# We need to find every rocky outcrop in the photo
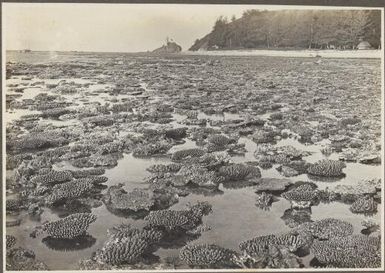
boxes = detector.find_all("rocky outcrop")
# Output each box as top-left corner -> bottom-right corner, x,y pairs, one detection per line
153,41 -> 182,54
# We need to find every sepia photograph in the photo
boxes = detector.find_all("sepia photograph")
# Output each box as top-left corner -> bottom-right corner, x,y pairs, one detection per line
2,2 -> 384,271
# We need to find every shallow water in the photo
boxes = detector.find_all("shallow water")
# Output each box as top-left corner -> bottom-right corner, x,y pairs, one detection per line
104,153 -> 171,191
5,51 -> 382,270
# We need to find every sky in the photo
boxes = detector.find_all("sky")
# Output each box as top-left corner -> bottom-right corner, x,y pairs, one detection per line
4,4 -> 374,53
3,3 -> 255,52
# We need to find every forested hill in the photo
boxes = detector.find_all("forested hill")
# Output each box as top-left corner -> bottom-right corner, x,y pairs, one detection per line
189,10 -> 381,51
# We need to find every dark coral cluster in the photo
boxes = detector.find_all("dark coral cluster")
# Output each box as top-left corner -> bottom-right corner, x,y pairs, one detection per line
93,224 -> 164,265
144,201 -> 212,232
6,235 -> 17,249
145,210 -> 190,230
108,224 -> 164,242
171,148 -> 206,161
173,165 -> 224,187
307,159 -> 346,177
281,183 -> 319,208
204,134 -> 240,152
255,192 -> 274,210
165,127 -> 188,139
147,163 -> 182,174
8,131 -> 69,151
31,213 -> 97,239
6,247 -> 49,270
132,141 -> 172,157
207,134 -> 232,146
6,199 -> 22,212
41,108 -> 71,119
311,235 -> 380,268
238,230 -> 312,268
281,208 -> 312,228
254,144 -> 311,172
313,178 -> 382,213
31,170 -> 73,185
84,116 -> 114,127
218,163 -> 261,181
255,178 -> 292,192
96,236 -> 150,265
45,179 -> 94,204
103,184 -> 154,212
179,244 -> 241,268
296,218 -> 353,239
196,152 -> 232,170
240,230 -> 312,257
350,196 -> 377,214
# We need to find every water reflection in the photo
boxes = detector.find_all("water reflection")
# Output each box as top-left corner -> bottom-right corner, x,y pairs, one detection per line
281,208 -> 312,228
186,186 -> 224,197
104,204 -> 150,220
51,204 -> 92,218
42,235 -> 96,251
156,231 -> 200,249
255,193 -> 279,211
307,174 -> 346,183
309,258 -> 329,268
140,253 -> 162,267
361,225 -> 379,236
222,180 -> 257,190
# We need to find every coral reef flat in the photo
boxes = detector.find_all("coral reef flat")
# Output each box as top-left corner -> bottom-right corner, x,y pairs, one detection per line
5,50 -> 382,270
183,49 -> 382,59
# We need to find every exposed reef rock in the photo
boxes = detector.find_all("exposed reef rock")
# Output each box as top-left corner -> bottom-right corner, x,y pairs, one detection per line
153,40 -> 182,53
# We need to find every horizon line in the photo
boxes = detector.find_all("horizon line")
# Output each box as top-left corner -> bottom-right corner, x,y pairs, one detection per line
5,49 -> 161,54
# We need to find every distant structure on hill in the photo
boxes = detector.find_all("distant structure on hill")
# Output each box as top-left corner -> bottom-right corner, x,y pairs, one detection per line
357,41 -> 372,50
21,49 -> 31,53
153,37 -> 182,53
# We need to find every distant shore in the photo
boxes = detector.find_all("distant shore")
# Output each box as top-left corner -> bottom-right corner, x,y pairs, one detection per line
183,49 -> 382,59
6,49 -> 382,60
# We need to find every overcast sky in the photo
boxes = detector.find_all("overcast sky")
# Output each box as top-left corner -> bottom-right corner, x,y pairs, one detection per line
3,3 -> 256,52
4,4 -> 371,52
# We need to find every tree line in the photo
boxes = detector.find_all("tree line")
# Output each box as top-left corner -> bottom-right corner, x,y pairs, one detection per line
189,10 -> 381,50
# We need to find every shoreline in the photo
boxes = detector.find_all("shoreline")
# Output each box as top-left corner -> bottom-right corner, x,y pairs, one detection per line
182,49 -> 382,59
6,49 -> 383,59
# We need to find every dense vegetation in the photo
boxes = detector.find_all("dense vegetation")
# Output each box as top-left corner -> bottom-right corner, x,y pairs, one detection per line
189,10 -> 381,50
